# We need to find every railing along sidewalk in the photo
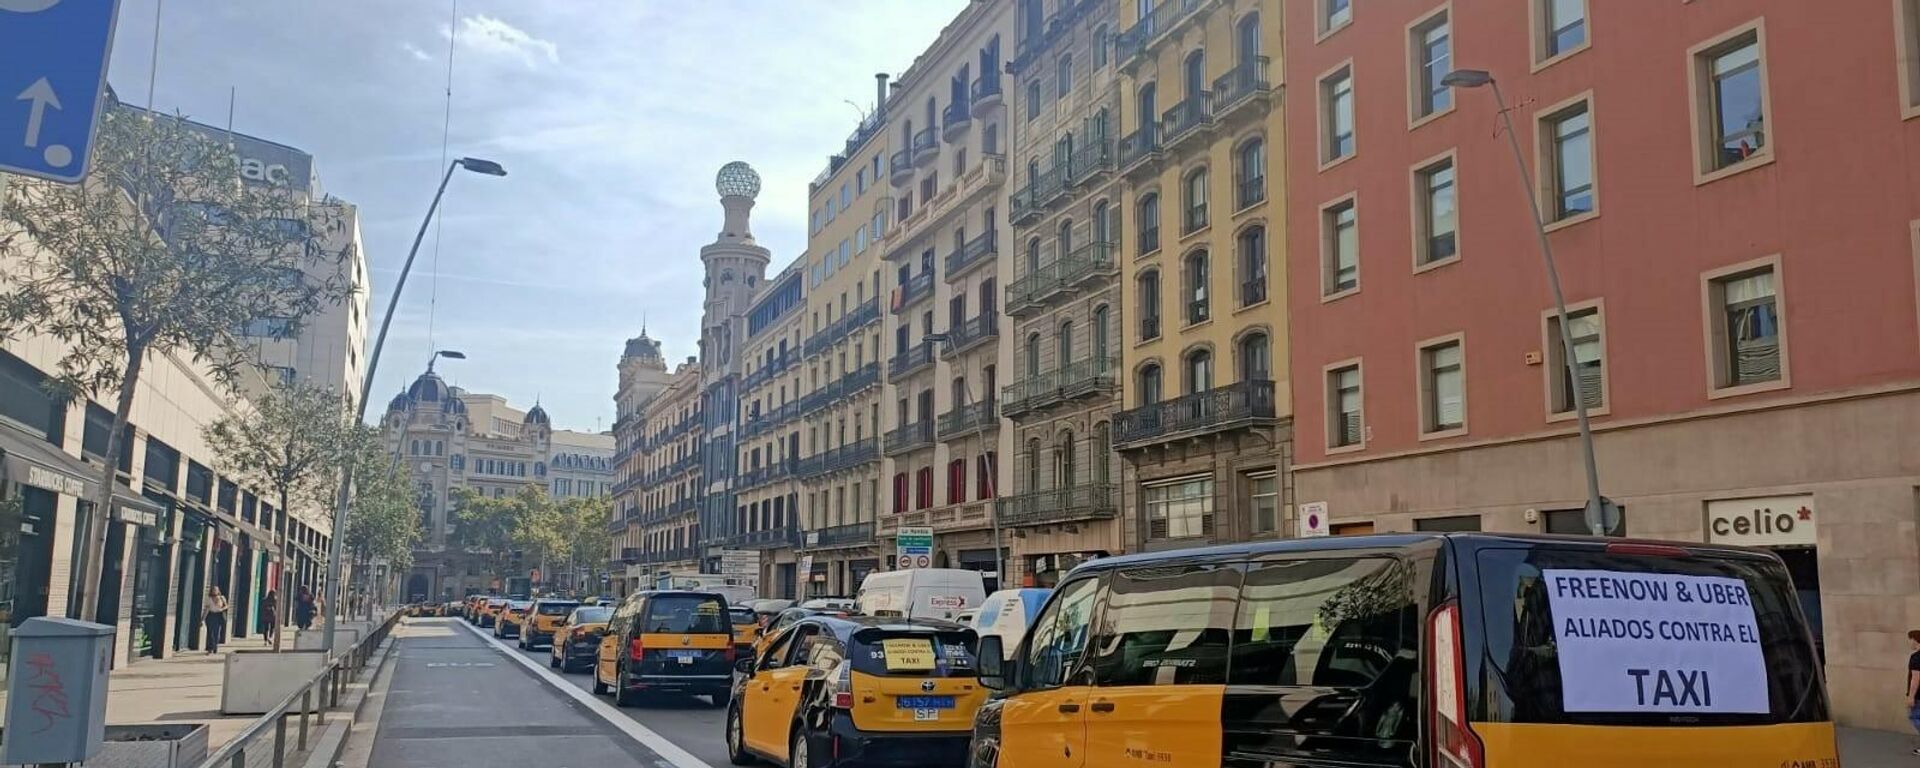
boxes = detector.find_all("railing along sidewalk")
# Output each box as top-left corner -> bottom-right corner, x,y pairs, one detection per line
194,610 -> 403,768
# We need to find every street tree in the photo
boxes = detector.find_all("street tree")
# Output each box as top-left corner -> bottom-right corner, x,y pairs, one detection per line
0,105 -> 353,620
450,486 -> 521,581
559,495 -> 612,593
339,431 -> 420,609
203,380 -> 353,646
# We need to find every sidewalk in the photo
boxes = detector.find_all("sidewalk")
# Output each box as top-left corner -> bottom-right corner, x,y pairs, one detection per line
1844,726 -> 1918,766
0,631 -> 283,752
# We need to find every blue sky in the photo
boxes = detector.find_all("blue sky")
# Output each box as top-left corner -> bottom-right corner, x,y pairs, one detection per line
104,1 -> 964,432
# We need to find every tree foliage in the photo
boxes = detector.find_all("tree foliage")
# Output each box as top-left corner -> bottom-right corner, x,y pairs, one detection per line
203,380 -> 352,523
340,431 -> 420,570
451,485 -> 612,589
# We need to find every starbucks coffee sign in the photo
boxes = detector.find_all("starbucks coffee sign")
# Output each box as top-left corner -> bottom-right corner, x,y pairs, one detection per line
1705,494 -> 1815,547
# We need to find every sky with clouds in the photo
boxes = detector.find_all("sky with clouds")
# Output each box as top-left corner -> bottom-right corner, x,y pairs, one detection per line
103,1 -> 966,432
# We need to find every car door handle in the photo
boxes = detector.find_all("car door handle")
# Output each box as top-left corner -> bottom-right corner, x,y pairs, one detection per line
1056,702 -> 1081,714
1090,701 -> 1116,713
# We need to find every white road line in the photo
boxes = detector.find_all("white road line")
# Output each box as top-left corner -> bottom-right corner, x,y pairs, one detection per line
458,620 -> 717,768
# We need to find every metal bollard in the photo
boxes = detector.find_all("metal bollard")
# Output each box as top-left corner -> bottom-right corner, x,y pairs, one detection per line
298,690 -> 310,750
274,712 -> 287,768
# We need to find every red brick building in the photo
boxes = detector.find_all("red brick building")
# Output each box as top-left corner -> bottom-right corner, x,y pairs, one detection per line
1283,0 -> 1920,729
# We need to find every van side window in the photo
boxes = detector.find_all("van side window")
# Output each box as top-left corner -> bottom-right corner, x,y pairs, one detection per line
760,630 -> 799,671
1226,557 -> 1418,761
1021,576 -> 1103,689
1087,564 -> 1239,686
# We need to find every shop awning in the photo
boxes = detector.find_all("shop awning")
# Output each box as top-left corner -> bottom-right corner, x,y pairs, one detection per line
0,422 -> 98,499
112,490 -> 163,528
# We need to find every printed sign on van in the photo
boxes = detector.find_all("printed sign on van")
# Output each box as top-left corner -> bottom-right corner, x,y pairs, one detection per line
1544,569 -> 1769,714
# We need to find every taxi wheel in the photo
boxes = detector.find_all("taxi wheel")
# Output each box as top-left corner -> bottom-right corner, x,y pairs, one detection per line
790,729 -> 812,768
612,665 -> 639,707
591,670 -> 609,695
548,650 -> 560,668
725,702 -> 756,765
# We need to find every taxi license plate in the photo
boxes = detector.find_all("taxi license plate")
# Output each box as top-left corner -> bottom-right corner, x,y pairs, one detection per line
668,650 -> 699,664
895,696 -> 954,709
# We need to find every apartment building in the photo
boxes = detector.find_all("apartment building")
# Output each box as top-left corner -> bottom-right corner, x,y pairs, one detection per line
789,92 -> 891,598
1112,0 -> 1289,552
996,0 -> 1127,588
609,331 -> 674,596
874,0 -> 1017,591
734,265 -> 807,599
630,359 -> 704,587
1284,0 -> 1920,729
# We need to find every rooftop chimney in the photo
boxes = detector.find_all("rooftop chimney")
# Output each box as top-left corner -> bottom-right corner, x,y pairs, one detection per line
875,73 -> 890,122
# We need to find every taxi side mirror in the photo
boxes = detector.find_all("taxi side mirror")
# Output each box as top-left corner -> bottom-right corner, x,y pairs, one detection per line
734,657 -> 755,674
977,636 -> 1007,690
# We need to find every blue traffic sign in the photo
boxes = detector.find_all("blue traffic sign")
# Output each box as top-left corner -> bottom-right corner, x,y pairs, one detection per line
0,0 -> 122,183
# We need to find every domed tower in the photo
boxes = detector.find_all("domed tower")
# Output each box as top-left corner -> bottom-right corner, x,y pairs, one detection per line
523,401 -> 553,453
700,162 -> 772,372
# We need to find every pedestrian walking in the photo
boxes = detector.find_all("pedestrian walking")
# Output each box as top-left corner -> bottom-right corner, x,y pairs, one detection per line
294,585 -> 316,630
1907,629 -> 1920,755
203,587 -> 229,654
261,589 -> 280,645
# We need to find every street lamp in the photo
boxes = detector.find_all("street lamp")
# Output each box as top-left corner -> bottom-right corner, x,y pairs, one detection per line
321,157 -> 505,652
923,333 -> 1003,589
1441,68 -> 1613,535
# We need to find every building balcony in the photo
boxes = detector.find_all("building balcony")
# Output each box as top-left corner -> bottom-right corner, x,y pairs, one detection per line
942,100 -> 973,143
1057,355 -> 1119,400
938,399 -> 997,437
730,524 -> 801,550
945,229 -> 998,282
1116,0 -> 1212,70
1000,374 -> 1062,419
1010,179 -> 1044,225
1006,260 -> 1061,318
808,521 -> 874,550
804,297 -> 882,358
1034,164 -> 1068,208
911,127 -> 940,168
666,496 -> 701,518
996,484 -> 1118,527
885,155 -> 1006,259
640,546 -> 700,565
842,361 -> 881,395
891,271 -> 935,315
1008,242 -> 1115,317
883,420 -> 935,456
940,313 -> 998,359
1067,140 -> 1114,186
1211,56 -> 1272,124
1118,126 -> 1161,178
1160,94 -> 1213,153
889,341 -> 935,379
890,149 -> 915,187
970,74 -> 1004,118
1113,379 -> 1276,449
739,461 -> 795,490
742,350 -> 796,393
1060,242 -> 1118,289
798,438 -> 879,479
609,517 -> 631,534
798,379 -> 842,417
620,546 -> 643,564
741,401 -> 799,440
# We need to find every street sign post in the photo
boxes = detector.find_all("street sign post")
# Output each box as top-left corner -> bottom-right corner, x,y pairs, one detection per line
0,0 -> 123,183
895,527 -> 933,570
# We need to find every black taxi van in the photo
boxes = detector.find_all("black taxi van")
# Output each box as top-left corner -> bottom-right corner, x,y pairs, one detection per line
967,533 -> 1833,768
592,590 -> 735,706
727,614 -> 984,768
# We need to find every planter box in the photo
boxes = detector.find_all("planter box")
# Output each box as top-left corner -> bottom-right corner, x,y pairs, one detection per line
0,724 -> 210,768
220,649 -> 326,715
293,626 -> 361,652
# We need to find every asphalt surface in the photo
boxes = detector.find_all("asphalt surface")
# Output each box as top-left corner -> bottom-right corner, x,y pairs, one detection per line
368,618 -> 714,767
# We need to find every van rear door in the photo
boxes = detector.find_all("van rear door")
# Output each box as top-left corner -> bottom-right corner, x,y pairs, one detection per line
1463,542 -> 1835,768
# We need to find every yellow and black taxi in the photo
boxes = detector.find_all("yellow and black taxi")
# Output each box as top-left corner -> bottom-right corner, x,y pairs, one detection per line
462,595 -> 485,622
551,603 -> 614,673
726,615 -> 983,768
756,606 -> 846,658
476,596 -> 509,628
592,590 -> 736,707
492,599 -> 533,639
966,532 -> 1834,768
517,598 -> 580,650
730,605 -> 761,658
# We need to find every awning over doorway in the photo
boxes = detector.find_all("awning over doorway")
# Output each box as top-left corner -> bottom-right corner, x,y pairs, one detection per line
0,422 -> 98,499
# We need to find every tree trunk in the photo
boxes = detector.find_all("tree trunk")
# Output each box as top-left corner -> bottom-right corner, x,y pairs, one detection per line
275,487 -> 290,650
76,344 -> 146,624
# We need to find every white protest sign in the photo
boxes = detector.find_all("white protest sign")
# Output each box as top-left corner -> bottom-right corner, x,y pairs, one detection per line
1543,568 -> 1768,714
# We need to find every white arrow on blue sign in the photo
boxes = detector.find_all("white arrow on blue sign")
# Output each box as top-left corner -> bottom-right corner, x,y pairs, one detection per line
0,0 -> 123,183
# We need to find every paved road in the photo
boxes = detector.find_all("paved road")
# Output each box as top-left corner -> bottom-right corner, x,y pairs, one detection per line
368,618 -> 707,767
453,617 -> 734,768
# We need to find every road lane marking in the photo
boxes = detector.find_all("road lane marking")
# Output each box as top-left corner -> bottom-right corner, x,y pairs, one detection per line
459,619 -> 716,768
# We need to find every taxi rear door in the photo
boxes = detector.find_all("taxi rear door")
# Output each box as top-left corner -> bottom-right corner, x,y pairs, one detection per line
744,623 -> 818,758
1080,563 -> 1238,768
999,574 -> 1103,768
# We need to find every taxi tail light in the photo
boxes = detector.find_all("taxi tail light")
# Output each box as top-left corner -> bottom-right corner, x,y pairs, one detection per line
723,644 -> 736,664
628,638 -> 646,662
830,664 -> 854,709
1427,601 -> 1483,768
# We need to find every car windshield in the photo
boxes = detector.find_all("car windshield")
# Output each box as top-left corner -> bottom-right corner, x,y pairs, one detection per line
644,595 -> 729,634
507,600 -> 532,610
537,602 -> 578,616
572,607 -> 613,625
730,607 -> 757,624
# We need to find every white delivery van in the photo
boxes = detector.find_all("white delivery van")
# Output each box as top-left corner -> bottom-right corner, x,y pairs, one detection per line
855,568 -> 986,621
970,588 -> 1053,659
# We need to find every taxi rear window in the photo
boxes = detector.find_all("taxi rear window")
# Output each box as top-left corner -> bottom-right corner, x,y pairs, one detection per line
537,602 -> 578,616
573,607 -> 612,624
850,629 -> 976,677
644,595 -> 729,634
730,607 -> 757,625
1473,546 -> 1827,726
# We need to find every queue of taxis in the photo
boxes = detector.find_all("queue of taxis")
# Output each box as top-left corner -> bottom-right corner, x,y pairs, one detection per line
550,603 -> 614,673
591,590 -> 737,707
474,596 -> 509,628
963,533 -> 1835,768
517,598 -> 580,650
727,614 -> 983,768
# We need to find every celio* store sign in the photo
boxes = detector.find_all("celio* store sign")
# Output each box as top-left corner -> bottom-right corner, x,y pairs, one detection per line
1704,494 -> 1815,548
